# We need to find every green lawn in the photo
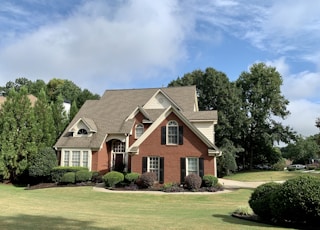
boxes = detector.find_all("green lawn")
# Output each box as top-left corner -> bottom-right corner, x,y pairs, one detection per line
224,170 -> 320,182
0,184 -> 295,230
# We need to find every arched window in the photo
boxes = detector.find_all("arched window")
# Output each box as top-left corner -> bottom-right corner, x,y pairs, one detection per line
77,129 -> 88,135
167,120 -> 178,144
135,123 -> 144,139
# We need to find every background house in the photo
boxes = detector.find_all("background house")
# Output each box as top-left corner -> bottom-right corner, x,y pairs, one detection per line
54,86 -> 221,183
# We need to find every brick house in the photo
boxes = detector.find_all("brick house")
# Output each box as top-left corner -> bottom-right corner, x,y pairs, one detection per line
54,86 -> 221,183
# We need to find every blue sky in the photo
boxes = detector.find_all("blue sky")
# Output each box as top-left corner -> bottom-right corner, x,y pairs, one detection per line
1,0 -> 320,137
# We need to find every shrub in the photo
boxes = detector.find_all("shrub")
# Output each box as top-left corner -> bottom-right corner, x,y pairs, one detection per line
51,166 -> 88,183
61,172 -> 76,184
162,183 -> 185,192
103,171 -> 124,187
270,175 -> 320,224
139,172 -> 157,188
233,206 -> 252,216
125,172 -> 140,183
91,171 -> 102,183
75,170 -> 92,182
249,182 -> 281,220
184,173 -> 202,190
28,147 -> 58,182
202,174 -> 218,187
272,158 -> 286,171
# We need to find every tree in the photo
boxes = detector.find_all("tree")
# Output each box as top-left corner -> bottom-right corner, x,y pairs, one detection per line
0,87 -> 37,181
34,88 -> 56,149
236,63 -> 294,169
69,100 -> 79,122
281,136 -> 320,164
51,93 -> 68,138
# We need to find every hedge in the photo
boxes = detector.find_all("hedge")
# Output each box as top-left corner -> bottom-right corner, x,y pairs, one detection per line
61,172 -> 76,184
51,166 -> 88,183
75,170 -> 92,182
103,171 -> 124,187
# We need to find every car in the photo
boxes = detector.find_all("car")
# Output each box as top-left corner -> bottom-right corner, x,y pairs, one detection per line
287,164 -> 306,170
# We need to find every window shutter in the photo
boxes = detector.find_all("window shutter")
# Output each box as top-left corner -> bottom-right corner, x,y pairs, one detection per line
179,126 -> 183,145
161,126 -> 166,145
199,158 -> 204,178
142,157 -> 147,173
159,157 -> 164,184
180,158 -> 186,183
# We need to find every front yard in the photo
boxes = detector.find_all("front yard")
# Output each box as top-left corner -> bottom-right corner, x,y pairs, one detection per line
0,182 -> 295,230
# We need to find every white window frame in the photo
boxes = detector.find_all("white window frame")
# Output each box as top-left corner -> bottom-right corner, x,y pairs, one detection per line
167,120 -> 178,145
111,140 -> 126,171
147,157 -> 160,181
186,157 -> 199,176
135,123 -> 144,139
61,149 -> 92,170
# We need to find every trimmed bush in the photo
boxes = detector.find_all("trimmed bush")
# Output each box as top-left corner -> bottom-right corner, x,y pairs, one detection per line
61,172 -> 76,184
162,183 -> 185,193
249,182 -> 281,220
125,172 -> 140,183
139,172 -> 157,188
184,173 -> 202,190
75,170 -> 92,182
272,158 -> 286,171
51,166 -> 88,183
270,175 -> 320,224
202,174 -> 218,187
28,147 -> 58,181
103,171 -> 124,187
91,171 -> 102,183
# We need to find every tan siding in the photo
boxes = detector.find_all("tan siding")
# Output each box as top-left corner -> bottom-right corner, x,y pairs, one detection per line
192,122 -> 214,144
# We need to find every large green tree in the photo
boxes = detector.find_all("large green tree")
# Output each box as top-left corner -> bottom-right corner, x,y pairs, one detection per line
0,87 -> 37,181
236,63 -> 295,168
51,93 -> 69,138
34,88 -> 56,149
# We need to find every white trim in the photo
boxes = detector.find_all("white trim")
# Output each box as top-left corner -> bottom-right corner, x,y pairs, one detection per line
147,156 -> 160,181
186,157 -> 199,176
135,123 -> 144,139
166,120 -> 179,145
60,149 -> 92,171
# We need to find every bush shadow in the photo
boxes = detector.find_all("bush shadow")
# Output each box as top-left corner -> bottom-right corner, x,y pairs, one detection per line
0,214 -> 122,230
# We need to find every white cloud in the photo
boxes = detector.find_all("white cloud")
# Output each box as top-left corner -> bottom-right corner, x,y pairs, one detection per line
0,0 -> 191,93
265,57 -> 290,77
283,99 -> 320,137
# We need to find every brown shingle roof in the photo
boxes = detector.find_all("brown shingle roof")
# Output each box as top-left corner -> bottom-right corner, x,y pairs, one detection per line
54,86 -> 216,149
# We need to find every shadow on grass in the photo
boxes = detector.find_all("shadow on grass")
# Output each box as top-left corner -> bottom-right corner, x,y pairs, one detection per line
0,214 -> 122,230
212,214 -> 279,229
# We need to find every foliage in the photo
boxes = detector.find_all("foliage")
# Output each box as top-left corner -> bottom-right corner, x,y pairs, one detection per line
103,171 -> 124,187
91,171 -> 102,183
51,93 -> 68,138
162,182 -> 185,192
60,172 -> 76,184
233,206 -> 252,216
51,166 -> 88,183
0,87 -> 37,181
69,100 -> 79,122
281,135 -> 320,164
139,172 -> 157,188
184,173 -> 202,190
272,158 -> 286,171
236,63 -> 295,169
270,175 -> 320,224
28,147 -> 58,180
124,172 -> 140,183
75,170 -> 92,182
202,174 -> 218,187
33,88 -> 56,149
249,182 -> 281,220
217,139 -> 241,176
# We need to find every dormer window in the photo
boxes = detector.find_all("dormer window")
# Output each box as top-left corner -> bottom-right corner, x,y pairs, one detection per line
77,129 -> 88,135
135,123 -> 144,139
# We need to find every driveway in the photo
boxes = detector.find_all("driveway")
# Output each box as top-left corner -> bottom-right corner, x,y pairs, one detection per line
218,178 -> 284,189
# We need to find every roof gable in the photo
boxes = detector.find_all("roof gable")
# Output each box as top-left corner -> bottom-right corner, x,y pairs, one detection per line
143,89 -> 181,111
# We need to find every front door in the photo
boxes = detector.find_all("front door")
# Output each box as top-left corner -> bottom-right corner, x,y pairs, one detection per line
114,154 -> 124,172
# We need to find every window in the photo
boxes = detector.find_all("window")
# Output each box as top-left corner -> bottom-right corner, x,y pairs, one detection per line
112,140 -> 125,152
142,157 -> 164,183
135,123 -> 144,139
77,129 -> 88,135
167,120 -> 178,144
62,149 -> 91,170
72,151 -> 81,166
148,157 -> 160,181
187,158 -> 199,175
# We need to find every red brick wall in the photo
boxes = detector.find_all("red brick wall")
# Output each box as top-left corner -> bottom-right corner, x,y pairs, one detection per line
92,142 -> 109,174
130,112 -> 214,183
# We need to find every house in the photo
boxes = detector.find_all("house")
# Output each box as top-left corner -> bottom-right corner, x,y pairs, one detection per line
54,86 -> 221,183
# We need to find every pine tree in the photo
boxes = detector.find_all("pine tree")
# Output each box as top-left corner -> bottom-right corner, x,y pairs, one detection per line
34,88 -> 56,149
51,93 -> 68,138
69,100 -> 79,122
0,87 -> 37,181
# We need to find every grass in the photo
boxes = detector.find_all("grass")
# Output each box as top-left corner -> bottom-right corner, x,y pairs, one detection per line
0,184 -> 295,230
223,170 -> 320,182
